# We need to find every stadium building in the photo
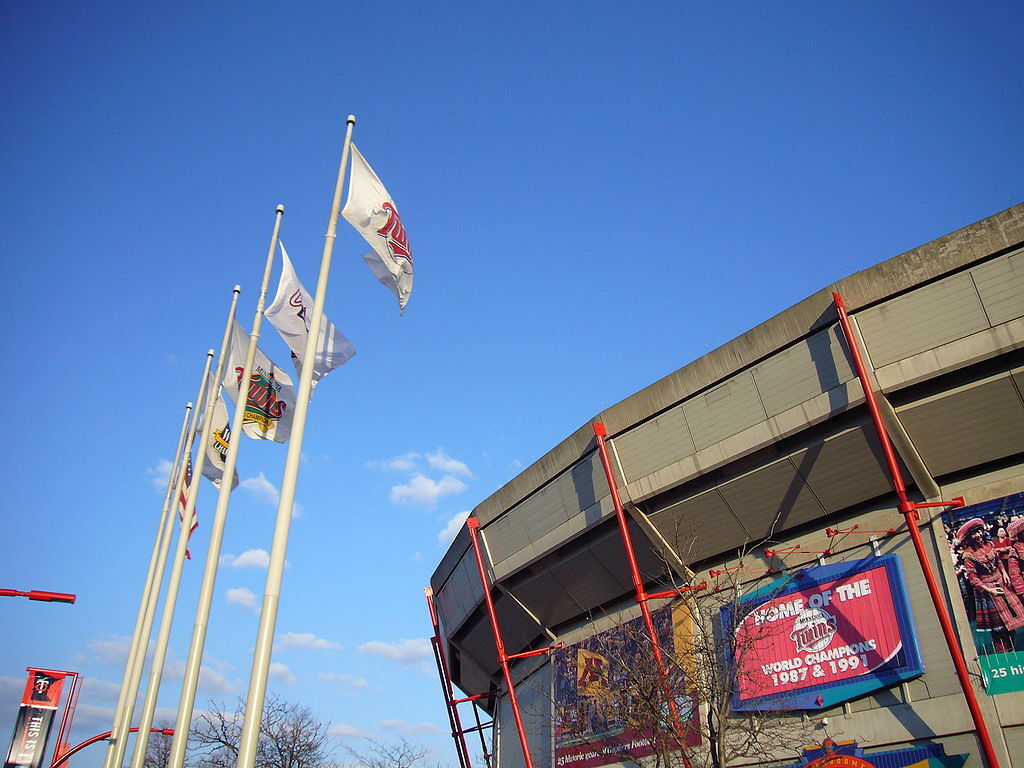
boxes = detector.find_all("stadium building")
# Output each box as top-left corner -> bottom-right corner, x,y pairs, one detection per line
428,204 -> 1024,768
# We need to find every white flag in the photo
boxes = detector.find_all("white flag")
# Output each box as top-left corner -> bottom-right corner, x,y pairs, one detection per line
221,320 -> 297,443
341,143 -> 413,313
264,242 -> 356,388
200,392 -> 240,490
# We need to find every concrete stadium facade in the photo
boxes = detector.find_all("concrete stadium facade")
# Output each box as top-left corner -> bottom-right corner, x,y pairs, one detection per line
429,204 -> 1024,768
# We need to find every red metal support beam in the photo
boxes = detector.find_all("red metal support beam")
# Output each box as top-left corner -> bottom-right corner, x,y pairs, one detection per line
465,517 -> 558,768
425,587 -> 473,768
833,291 -> 1000,768
50,728 -> 172,768
592,423 -> 694,767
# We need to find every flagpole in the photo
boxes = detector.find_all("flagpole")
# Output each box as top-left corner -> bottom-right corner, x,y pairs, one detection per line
102,399 -> 194,768
167,207 -> 285,768
129,286 -> 242,768
235,116 -> 356,768
108,350 -> 216,768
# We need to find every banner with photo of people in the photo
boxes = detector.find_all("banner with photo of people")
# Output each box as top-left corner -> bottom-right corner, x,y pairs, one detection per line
941,491 -> 1024,694
552,601 -> 699,768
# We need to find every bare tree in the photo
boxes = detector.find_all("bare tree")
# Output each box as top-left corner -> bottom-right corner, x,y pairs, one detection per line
144,722 -> 175,768
551,546 -> 814,768
339,737 -> 439,768
190,694 -> 333,768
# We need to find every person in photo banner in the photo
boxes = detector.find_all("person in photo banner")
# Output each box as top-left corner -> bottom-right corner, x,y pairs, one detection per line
1005,517 -> 1024,597
957,517 -> 1024,652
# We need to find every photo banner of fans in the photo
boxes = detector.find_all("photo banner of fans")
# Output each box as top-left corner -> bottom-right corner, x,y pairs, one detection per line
3,669 -> 67,768
552,601 -> 699,768
940,491 -> 1024,694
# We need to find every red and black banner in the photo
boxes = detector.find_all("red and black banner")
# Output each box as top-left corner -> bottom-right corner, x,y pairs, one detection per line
4,669 -> 67,768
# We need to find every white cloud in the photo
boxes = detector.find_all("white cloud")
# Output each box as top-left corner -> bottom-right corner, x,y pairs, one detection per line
318,672 -> 369,690
438,511 -> 471,546
164,658 -> 237,695
328,723 -> 368,738
390,474 -> 467,506
87,636 -> 132,665
240,473 -> 302,517
357,639 -> 432,664
379,719 -> 443,735
276,632 -> 340,651
221,550 -> 288,570
425,449 -> 472,477
269,662 -> 295,684
146,459 -> 173,492
226,587 -> 258,612
82,678 -> 122,702
366,453 -> 421,472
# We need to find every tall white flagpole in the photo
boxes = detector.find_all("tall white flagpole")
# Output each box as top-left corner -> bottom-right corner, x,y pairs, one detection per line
102,398 -> 194,768
235,116 -> 356,768
167,206 -> 285,768
129,286 -> 242,768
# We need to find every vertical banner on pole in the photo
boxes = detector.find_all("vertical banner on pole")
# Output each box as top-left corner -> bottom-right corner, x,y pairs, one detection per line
4,669 -> 67,768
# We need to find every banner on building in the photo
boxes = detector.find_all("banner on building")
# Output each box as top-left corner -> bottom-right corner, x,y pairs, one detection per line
721,555 -> 924,711
552,601 -> 699,768
4,669 -> 67,768
777,739 -> 967,768
940,491 -> 1024,694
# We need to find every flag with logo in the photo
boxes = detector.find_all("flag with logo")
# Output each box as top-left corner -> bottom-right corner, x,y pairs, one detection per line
200,392 -> 240,490
341,144 -> 413,313
264,242 -> 356,388
4,669 -> 67,768
221,320 -> 297,443
177,451 -> 199,560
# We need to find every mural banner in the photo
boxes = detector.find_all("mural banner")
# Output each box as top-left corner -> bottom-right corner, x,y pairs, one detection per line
4,669 -> 67,768
552,601 -> 699,768
721,555 -> 923,710
940,491 -> 1024,694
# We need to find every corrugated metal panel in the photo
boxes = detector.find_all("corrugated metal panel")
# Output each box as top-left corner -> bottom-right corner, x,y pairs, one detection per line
484,510 -> 534,567
613,406 -> 695,482
753,326 -> 856,418
857,272 -> 990,367
569,451 -> 607,512
493,662 -> 551,768
972,248 -> 1024,327
717,457 -> 826,539
435,551 -> 484,636
1003,726 -> 1024,768
648,488 -> 749,563
682,371 -> 768,452
517,478 -> 573,543
556,547 -> 632,613
793,425 -> 893,513
876,536 -> 959,700
897,373 -> 1024,477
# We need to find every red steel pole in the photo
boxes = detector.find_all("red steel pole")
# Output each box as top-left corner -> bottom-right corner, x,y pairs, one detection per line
425,587 -> 473,768
592,423 -> 693,766
833,291 -> 1002,768
465,517 -> 536,768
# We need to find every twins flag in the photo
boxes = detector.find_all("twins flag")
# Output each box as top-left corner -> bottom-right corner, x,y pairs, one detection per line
264,242 -> 356,388
341,143 -> 413,313
221,320 -> 297,443
200,392 -> 240,490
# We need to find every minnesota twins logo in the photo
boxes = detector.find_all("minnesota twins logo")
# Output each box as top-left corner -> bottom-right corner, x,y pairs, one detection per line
235,366 -> 287,433
376,202 -> 413,273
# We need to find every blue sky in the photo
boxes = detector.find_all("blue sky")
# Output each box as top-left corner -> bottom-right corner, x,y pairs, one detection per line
1,2 -> 1022,766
